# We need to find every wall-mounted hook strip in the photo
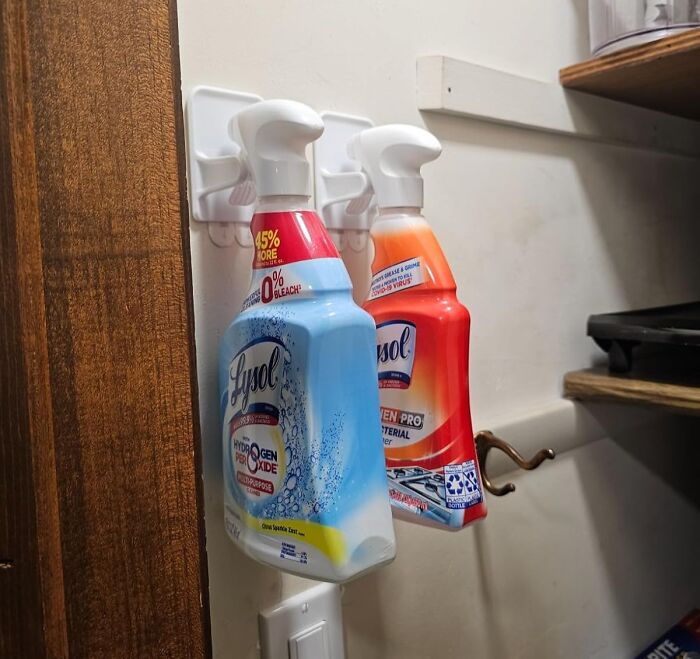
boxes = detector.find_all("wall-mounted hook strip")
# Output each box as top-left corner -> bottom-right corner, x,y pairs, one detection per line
314,112 -> 375,252
475,430 -> 555,497
185,86 -> 262,247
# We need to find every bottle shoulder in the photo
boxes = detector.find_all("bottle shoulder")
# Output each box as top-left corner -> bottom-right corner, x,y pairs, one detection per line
228,294 -> 375,338
365,289 -> 469,322
370,222 -> 456,290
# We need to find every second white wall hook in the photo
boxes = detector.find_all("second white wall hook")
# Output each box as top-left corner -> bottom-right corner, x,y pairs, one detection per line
314,112 -> 375,251
186,86 -> 262,247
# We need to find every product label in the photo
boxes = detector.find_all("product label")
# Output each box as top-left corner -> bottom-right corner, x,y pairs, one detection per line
371,307 -> 484,528
222,209 -> 394,572
251,210 -> 338,270
444,461 -> 483,509
380,405 -> 427,447
241,210 -> 341,311
386,462 -> 482,528
222,312 -> 374,568
368,257 -> 423,300
376,319 -> 425,449
279,542 -> 308,565
376,321 -> 416,389
241,263 -> 305,311
227,338 -> 286,503
387,486 -> 428,514
633,610 -> 700,659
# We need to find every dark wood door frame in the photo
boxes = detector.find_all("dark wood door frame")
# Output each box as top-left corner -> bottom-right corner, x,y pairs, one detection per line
0,0 -> 211,656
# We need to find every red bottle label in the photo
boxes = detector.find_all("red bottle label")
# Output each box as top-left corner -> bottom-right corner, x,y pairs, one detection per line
365,220 -> 487,529
251,210 -> 338,270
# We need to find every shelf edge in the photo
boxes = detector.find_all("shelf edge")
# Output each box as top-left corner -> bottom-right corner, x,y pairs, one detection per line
564,369 -> 700,416
416,55 -> 700,158
560,28 -> 700,86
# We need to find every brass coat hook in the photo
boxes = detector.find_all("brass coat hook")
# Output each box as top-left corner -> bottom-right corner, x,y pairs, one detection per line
475,430 -> 555,497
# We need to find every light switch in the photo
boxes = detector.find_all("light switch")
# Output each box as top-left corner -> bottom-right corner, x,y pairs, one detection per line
289,621 -> 329,659
259,583 -> 344,659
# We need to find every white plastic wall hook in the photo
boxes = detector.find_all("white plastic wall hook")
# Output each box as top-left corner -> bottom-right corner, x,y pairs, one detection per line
313,112 -> 375,252
347,124 -> 441,210
185,86 -> 262,247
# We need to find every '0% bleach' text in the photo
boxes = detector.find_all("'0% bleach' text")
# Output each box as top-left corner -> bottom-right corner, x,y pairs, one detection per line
261,269 -> 302,304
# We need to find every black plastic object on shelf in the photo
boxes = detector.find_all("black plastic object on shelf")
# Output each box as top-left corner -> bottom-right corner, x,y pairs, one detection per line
588,301 -> 700,373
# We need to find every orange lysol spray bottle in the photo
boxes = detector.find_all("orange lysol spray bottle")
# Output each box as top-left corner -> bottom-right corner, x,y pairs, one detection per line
348,125 -> 487,529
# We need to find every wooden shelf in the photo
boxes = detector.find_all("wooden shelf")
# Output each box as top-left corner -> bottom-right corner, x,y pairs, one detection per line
564,367 -> 700,416
560,29 -> 700,121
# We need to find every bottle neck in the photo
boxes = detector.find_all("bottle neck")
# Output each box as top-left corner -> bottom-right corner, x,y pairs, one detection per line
372,207 -> 428,233
370,206 -> 456,291
248,196 -> 342,277
377,206 -> 424,220
256,195 -> 313,214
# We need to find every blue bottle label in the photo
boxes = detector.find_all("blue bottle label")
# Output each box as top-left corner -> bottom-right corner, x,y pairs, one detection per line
222,315 -> 351,568
227,338 -> 287,502
221,210 -> 395,579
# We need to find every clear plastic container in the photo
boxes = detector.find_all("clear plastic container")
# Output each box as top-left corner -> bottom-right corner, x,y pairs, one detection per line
589,0 -> 700,56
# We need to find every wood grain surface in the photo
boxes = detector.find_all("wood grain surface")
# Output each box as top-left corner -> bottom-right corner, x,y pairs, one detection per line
560,28 -> 700,120
564,368 -> 700,416
0,0 -> 210,656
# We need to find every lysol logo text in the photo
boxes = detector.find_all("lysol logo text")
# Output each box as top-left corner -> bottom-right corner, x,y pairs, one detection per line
229,339 -> 282,414
377,326 -> 411,363
376,321 -> 416,389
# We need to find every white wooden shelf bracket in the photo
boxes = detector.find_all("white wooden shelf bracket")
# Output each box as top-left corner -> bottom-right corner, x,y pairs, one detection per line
417,55 -> 700,158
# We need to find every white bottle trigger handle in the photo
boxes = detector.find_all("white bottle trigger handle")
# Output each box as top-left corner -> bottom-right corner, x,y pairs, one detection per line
232,99 -> 324,198
347,124 -> 442,210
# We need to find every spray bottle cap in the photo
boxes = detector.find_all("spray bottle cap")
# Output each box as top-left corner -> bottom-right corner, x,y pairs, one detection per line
347,124 -> 441,209
232,99 -> 324,198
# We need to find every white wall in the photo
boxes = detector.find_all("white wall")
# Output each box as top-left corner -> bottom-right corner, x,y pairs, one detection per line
176,1 -> 700,657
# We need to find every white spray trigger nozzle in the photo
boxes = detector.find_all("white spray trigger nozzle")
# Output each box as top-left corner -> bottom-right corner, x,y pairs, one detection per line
348,124 -> 442,210
233,99 -> 323,198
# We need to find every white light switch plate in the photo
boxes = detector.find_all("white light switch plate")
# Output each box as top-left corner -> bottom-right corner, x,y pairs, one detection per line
259,583 -> 344,659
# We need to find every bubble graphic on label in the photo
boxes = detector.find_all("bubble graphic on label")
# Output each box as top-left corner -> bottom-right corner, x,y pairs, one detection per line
227,302 -> 349,524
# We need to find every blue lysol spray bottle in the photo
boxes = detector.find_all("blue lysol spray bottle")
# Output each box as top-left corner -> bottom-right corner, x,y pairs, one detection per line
219,100 -> 396,582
